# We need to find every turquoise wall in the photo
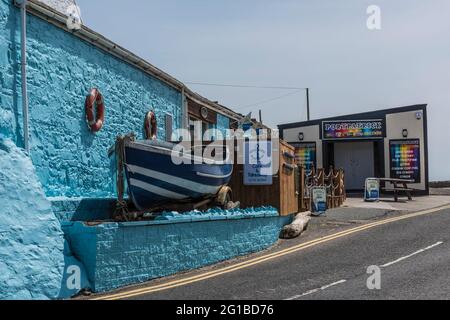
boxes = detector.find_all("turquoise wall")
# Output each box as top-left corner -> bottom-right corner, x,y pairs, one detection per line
217,113 -> 231,136
0,0 -> 183,198
0,138 -> 90,300
63,208 -> 292,293
0,0 -> 253,299
208,113 -> 231,140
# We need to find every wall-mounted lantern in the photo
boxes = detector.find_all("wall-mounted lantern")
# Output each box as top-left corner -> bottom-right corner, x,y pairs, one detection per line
200,107 -> 209,120
402,129 -> 408,138
415,111 -> 422,120
298,132 -> 304,141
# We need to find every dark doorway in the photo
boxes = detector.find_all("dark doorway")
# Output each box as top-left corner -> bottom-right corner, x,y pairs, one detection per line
323,140 -> 385,191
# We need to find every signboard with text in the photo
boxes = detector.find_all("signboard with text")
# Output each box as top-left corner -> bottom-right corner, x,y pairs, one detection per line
322,119 -> 384,140
244,140 -> 273,186
292,142 -> 317,174
389,139 -> 421,183
365,178 -> 380,202
311,187 -> 327,215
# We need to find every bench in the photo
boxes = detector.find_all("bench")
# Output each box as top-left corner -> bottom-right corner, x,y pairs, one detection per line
379,178 -> 415,202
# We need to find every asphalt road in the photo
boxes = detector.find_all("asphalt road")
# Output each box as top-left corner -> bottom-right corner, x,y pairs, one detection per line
120,206 -> 450,300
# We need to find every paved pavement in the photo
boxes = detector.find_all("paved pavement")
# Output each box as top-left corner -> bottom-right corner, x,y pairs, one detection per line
344,194 -> 450,212
430,188 -> 450,196
88,201 -> 450,300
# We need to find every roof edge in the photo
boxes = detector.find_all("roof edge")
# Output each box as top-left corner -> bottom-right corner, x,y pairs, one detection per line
278,104 -> 428,129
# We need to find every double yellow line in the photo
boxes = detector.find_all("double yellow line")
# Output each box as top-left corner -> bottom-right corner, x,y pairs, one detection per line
93,204 -> 450,300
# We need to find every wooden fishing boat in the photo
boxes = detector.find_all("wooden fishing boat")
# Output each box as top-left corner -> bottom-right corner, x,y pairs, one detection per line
117,138 -> 233,211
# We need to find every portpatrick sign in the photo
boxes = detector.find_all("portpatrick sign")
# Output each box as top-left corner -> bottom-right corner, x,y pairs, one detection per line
322,119 -> 384,140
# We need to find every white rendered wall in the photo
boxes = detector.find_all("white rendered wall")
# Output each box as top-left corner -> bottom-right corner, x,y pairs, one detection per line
384,110 -> 426,190
283,125 -> 323,168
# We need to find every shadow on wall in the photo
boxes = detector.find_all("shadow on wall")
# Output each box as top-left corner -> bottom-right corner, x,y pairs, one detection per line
51,197 -> 116,222
3,3 -> 22,147
79,105 -> 94,148
58,239 -> 91,299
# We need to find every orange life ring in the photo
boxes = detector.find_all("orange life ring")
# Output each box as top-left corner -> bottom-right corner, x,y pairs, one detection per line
85,88 -> 105,132
144,111 -> 157,140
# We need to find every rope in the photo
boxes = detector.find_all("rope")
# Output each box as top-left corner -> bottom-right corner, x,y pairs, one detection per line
113,133 -> 135,221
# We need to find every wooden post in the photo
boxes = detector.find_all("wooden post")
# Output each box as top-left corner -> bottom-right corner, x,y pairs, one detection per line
318,168 -> 325,186
340,169 -> 346,204
299,166 -> 305,212
337,169 -> 343,206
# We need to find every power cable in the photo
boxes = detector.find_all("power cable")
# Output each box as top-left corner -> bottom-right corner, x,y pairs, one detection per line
185,82 -> 305,90
234,89 -> 305,111
185,81 -> 309,122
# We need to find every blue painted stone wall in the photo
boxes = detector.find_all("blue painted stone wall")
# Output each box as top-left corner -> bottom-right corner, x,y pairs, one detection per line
64,208 -> 292,292
0,0 -> 257,299
51,198 -> 115,222
0,138 -> 75,299
0,0 -> 183,198
208,113 -> 231,140
217,113 -> 231,137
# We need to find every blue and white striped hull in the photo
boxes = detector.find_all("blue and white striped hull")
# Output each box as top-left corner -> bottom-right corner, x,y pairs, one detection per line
124,140 -> 233,211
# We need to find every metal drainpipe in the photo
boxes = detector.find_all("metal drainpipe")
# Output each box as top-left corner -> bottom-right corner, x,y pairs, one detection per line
20,0 -> 30,153
181,86 -> 188,129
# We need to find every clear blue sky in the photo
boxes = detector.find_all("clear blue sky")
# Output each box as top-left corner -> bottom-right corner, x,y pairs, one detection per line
76,0 -> 450,181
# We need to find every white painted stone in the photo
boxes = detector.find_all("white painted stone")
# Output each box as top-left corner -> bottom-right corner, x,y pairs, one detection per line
280,212 -> 311,239
36,0 -> 77,16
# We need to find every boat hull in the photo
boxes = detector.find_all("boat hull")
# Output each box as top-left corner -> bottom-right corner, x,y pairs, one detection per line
123,140 -> 233,210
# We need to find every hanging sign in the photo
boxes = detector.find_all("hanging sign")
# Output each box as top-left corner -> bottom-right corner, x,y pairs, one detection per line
322,119 -> 384,140
364,178 -> 380,202
292,142 -> 317,174
244,140 -> 273,185
389,139 -> 421,182
311,187 -> 327,214
240,112 -> 254,133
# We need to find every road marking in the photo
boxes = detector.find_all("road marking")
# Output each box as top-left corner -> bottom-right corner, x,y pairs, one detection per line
92,204 -> 450,300
381,241 -> 444,268
285,280 -> 347,300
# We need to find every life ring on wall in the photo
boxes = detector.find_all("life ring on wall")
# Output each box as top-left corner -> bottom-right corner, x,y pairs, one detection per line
144,111 -> 157,140
85,88 -> 105,132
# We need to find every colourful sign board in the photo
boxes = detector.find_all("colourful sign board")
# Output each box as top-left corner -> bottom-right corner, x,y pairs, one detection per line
389,139 -> 421,183
244,140 -> 273,185
365,178 -> 380,202
292,142 -> 317,174
322,120 -> 384,140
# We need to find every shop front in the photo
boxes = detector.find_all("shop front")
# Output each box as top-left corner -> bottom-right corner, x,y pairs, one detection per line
279,105 -> 429,194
